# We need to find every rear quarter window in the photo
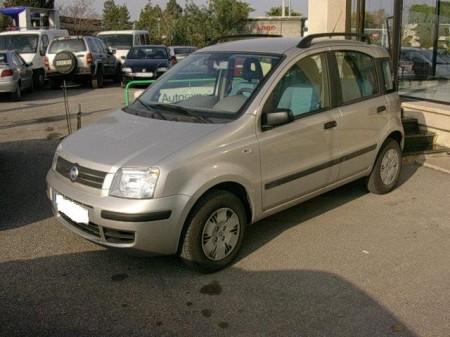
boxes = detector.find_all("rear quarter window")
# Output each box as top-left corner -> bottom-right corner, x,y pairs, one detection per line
381,59 -> 395,93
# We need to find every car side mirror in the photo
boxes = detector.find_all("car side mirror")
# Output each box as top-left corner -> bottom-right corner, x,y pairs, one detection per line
27,62 -> 33,67
262,109 -> 294,131
108,48 -> 116,55
39,45 -> 46,57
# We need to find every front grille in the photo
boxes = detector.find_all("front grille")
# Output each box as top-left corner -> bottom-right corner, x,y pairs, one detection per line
60,212 -> 101,238
59,212 -> 135,244
56,156 -> 107,189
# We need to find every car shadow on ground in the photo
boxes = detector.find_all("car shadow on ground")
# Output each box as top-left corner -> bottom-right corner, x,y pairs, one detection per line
0,139 -> 59,230
0,250 -> 417,337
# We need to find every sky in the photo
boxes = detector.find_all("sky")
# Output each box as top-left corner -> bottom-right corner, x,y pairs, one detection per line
56,0 -> 309,20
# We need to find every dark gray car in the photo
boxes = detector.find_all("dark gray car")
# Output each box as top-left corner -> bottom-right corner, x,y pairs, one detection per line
0,50 -> 33,100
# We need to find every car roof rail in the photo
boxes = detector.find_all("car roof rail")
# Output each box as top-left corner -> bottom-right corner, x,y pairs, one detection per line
208,34 -> 283,46
297,32 -> 371,49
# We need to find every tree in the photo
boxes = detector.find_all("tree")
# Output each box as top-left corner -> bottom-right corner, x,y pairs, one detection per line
60,0 -> 97,35
102,0 -> 131,30
137,2 -> 163,43
266,6 -> 301,17
3,0 -> 54,8
208,0 -> 253,37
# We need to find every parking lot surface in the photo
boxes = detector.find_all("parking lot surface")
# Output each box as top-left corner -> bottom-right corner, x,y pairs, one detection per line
1,86 -> 450,337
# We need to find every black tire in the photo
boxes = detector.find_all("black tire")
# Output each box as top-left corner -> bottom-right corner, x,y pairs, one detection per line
10,82 -> 22,101
113,64 -> 122,83
180,190 -> 247,273
33,69 -> 45,89
54,51 -> 78,75
91,67 -> 104,89
366,139 -> 402,194
49,79 -> 62,90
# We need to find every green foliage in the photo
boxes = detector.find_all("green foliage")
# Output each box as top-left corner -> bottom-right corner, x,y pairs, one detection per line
137,0 -> 252,47
102,0 -> 131,31
266,6 -> 301,17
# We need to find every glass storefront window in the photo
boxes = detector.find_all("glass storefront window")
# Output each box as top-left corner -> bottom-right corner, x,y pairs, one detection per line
399,0 -> 450,103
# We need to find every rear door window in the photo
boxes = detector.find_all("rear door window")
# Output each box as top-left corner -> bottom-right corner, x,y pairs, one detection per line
381,59 -> 395,93
334,51 -> 379,103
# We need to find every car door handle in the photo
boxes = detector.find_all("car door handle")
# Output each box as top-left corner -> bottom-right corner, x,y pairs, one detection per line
324,121 -> 337,130
377,105 -> 387,113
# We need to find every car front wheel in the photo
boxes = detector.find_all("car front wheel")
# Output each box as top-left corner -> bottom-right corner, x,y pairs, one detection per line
366,139 -> 402,194
180,190 -> 247,273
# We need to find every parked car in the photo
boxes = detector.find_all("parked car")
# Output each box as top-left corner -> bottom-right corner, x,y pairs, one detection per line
45,36 -> 121,89
0,50 -> 33,100
121,45 -> 171,86
168,46 -> 197,63
97,30 -> 150,64
0,29 -> 69,88
401,47 -> 450,80
47,34 -> 404,272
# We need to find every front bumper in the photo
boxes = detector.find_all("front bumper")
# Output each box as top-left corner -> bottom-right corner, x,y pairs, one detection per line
46,169 -> 191,256
0,80 -> 17,93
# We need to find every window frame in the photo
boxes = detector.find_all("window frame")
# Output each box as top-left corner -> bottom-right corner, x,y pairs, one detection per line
260,51 -> 333,131
329,50 -> 383,108
378,57 -> 396,94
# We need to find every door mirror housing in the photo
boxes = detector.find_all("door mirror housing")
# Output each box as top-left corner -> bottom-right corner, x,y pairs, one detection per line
262,109 -> 294,131
27,62 -> 33,67
108,47 -> 116,55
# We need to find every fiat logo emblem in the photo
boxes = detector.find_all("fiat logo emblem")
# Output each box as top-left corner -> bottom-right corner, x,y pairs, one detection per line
69,165 -> 79,182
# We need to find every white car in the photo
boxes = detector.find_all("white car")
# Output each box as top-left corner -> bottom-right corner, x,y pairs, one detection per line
0,29 -> 68,88
97,30 -> 150,64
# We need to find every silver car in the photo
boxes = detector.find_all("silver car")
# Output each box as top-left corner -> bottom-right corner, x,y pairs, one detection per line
0,50 -> 33,100
47,34 -> 404,272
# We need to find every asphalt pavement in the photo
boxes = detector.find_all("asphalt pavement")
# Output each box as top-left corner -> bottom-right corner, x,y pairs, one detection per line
1,86 -> 450,337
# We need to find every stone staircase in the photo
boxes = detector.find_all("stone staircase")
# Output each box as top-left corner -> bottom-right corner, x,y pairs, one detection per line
402,117 -> 449,155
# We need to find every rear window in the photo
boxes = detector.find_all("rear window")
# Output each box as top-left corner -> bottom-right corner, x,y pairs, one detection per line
0,53 -> 7,64
127,47 -> 168,59
49,39 -> 86,54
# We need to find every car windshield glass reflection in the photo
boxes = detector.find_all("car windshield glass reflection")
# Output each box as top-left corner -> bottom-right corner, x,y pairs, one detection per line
125,52 -> 281,124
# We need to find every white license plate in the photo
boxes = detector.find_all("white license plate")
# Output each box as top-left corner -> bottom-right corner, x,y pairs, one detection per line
135,72 -> 152,77
56,60 -> 72,66
56,194 -> 89,224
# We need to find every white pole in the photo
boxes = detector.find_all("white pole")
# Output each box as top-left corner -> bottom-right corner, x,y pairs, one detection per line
282,0 -> 286,17
288,0 -> 291,16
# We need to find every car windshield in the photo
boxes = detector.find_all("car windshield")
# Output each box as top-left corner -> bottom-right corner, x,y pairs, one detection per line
174,47 -> 193,55
49,39 -> 86,54
99,34 -> 133,50
125,52 -> 281,124
0,34 -> 38,53
128,47 -> 168,59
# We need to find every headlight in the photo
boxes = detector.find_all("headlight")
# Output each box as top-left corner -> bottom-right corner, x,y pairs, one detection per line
110,167 -> 159,199
157,67 -> 168,72
122,67 -> 132,73
52,144 -> 62,171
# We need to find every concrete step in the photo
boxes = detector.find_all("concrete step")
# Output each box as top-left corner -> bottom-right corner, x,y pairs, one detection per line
404,132 -> 436,153
402,117 -> 420,135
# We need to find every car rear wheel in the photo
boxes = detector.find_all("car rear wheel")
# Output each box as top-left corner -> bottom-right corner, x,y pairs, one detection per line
91,68 -> 104,89
366,139 -> 402,194
33,69 -> 45,89
180,190 -> 246,273
10,83 -> 22,101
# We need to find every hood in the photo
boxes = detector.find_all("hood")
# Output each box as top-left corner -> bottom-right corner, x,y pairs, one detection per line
60,110 -> 222,170
124,59 -> 169,70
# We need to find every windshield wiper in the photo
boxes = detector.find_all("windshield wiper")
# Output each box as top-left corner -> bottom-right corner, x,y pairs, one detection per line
134,98 -> 167,120
150,103 -> 211,123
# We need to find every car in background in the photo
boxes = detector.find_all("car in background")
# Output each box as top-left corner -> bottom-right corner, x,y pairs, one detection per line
168,46 -> 197,63
121,45 -> 171,86
401,47 -> 450,80
98,30 -> 150,64
45,36 -> 121,89
0,50 -> 33,101
0,29 -> 68,88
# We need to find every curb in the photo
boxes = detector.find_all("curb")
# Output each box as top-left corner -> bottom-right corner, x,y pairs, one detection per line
419,162 -> 450,175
